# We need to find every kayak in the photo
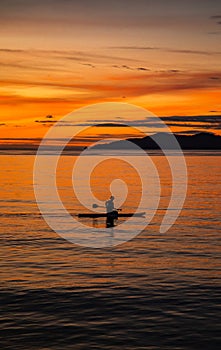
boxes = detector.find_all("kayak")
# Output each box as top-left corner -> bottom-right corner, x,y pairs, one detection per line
78,212 -> 145,218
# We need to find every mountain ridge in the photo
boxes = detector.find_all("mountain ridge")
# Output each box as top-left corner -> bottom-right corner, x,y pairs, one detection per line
92,132 -> 221,150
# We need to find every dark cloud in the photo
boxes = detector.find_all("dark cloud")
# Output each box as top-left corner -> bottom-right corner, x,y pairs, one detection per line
0,48 -> 25,53
211,15 -> 221,19
122,65 -> 133,70
210,15 -> 221,25
112,64 -> 149,71
162,115 -> 221,123
95,123 -> 128,127
174,130 -> 205,135
161,115 -> 221,131
81,63 -> 96,68
35,120 -> 57,123
1,137 -> 42,141
166,122 -> 221,130
136,67 -> 150,71
208,31 -> 221,35
168,69 -> 180,73
165,124 -> 221,131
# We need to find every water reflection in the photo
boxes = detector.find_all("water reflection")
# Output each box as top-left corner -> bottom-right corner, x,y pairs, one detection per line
0,155 -> 220,349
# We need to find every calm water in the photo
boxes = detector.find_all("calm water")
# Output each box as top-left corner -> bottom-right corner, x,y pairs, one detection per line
0,153 -> 221,349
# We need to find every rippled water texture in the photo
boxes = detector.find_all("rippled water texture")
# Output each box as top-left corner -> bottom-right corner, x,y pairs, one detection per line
0,153 -> 221,349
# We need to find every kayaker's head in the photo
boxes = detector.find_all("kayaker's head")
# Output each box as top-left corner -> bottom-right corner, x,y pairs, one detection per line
110,195 -> 115,201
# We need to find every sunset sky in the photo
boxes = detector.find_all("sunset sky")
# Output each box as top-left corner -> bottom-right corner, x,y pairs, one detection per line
0,0 -> 221,142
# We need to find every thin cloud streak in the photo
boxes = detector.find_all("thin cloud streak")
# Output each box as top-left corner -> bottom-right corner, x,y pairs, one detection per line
0,48 -> 141,64
211,15 -> 221,19
108,46 -> 221,56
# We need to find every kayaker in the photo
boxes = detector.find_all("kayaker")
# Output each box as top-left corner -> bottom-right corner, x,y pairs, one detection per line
105,195 -> 115,213
105,195 -> 115,227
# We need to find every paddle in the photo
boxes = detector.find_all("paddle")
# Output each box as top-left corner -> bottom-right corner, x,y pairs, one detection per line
92,203 -> 122,211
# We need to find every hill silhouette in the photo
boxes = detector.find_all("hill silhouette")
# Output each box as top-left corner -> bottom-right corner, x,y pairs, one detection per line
92,132 -> 221,150
1,132 -> 221,154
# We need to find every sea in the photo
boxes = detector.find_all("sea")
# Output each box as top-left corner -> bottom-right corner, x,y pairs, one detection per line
0,151 -> 220,350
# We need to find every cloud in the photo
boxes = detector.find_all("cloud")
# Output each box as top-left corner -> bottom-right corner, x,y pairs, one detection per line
60,50 -> 139,63
136,67 -> 150,71
81,63 -> 96,68
174,130 -> 206,135
1,67 -> 221,108
8,115 -> 221,135
94,123 -> 128,127
44,116 -> 221,131
0,48 -> 26,54
161,115 -> 221,131
162,115 -> 221,123
211,15 -> 221,19
0,60 -> 62,72
35,120 -> 57,123
112,64 -> 150,71
122,65 -> 133,70
168,69 -> 180,73
167,123 -> 221,130
0,93 -> 77,106
210,15 -> 221,25
0,48 -> 140,70
109,46 -> 221,56
208,31 -> 221,35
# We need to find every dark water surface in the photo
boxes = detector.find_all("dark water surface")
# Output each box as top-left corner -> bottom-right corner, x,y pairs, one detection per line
0,154 -> 220,349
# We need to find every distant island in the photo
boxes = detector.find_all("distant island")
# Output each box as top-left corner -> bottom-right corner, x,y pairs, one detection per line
0,132 -> 221,154
91,132 -> 221,150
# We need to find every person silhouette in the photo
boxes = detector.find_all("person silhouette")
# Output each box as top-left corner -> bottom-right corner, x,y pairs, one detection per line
105,195 -> 115,227
105,195 -> 115,212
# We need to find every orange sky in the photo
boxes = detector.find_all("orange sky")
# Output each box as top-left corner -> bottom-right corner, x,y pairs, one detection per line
0,0 -> 221,141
